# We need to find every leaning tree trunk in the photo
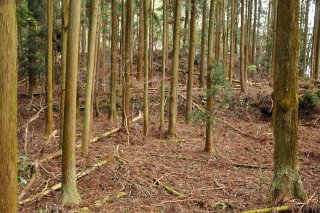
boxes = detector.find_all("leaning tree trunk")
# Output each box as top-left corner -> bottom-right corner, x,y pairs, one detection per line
185,0 -> 196,123
199,0 -> 207,88
46,0 -> 54,137
0,0 -> 18,212
82,0 -> 100,155
204,0 -> 215,153
61,0 -> 82,204
168,0 -> 182,138
269,0 -> 306,204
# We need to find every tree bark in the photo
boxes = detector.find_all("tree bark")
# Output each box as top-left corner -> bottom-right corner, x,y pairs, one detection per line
204,0 -> 215,153
269,0 -> 306,203
123,0 -> 133,126
199,0 -> 207,88
229,0 -> 235,82
61,0 -> 82,204
240,0 -> 246,92
110,0 -> 118,121
143,0 -> 149,135
0,0 -> 18,211
137,0 -> 144,81
168,0 -> 182,138
185,0 -> 196,123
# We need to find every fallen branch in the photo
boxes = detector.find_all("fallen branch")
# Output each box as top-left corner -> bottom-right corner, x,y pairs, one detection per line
39,112 -> 143,164
148,153 -> 206,163
240,205 -> 290,213
155,180 -> 184,197
232,162 -> 267,170
178,93 -> 260,141
19,157 -> 112,205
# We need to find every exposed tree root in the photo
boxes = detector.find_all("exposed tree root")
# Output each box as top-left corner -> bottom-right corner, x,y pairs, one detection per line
19,157 -> 112,205
39,112 -> 143,164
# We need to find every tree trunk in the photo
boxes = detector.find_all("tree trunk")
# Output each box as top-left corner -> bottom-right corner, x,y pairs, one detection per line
160,0 -> 168,129
123,0 -> 133,126
313,0 -> 320,82
204,0 -> 215,153
46,0 -> 54,137
82,0 -> 100,155
182,0 -> 189,49
251,0 -> 257,65
149,0 -> 154,87
168,0 -> 182,138
0,0 -> 18,211
301,0 -> 310,77
137,0 -> 144,81
199,0 -> 207,88
110,0 -> 118,121
240,0 -> 246,92
269,0 -> 306,203
81,0 -> 87,68
143,0 -> 149,135
185,0 -> 196,123
229,0 -> 235,81
61,0 -> 82,204
60,0 -> 69,146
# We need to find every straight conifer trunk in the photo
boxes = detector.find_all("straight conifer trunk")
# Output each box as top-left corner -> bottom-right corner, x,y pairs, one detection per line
240,0 -> 246,92
46,0 -> 54,137
110,0 -> 118,121
269,0 -> 306,203
204,0 -> 215,153
61,0 -> 82,204
0,0 -> 18,211
168,0 -> 182,138
185,0 -> 196,123
123,0 -> 133,126
137,0 -> 144,81
199,0 -> 207,87
82,0 -> 101,155
160,0 -> 168,129
229,0 -> 235,82
143,0 -> 149,135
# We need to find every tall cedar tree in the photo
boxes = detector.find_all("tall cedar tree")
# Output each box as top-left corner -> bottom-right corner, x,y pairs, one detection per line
301,0 -> 310,76
269,0 -> 306,203
61,0 -> 82,204
185,0 -> 196,123
137,0 -> 144,81
0,0 -> 18,211
199,0 -> 207,88
82,0 -> 100,155
123,0 -> 133,126
168,0 -> 182,138
313,0 -> 320,82
110,0 -> 118,121
46,0 -> 54,137
143,0 -> 149,135
160,0 -> 168,129
229,0 -> 235,81
204,0 -> 215,153
240,0 -> 246,91
60,0 -> 69,145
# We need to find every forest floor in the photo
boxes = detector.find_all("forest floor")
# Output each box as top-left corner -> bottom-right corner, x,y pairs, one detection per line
17,56 -> 320,212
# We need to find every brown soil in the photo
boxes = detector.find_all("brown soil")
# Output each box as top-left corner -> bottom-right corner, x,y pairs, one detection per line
17,57 -> 320,213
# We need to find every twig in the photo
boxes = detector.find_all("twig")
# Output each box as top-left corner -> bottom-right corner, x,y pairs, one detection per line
154,179 -> 184,197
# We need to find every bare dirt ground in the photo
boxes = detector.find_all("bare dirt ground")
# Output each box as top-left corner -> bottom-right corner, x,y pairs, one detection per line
17,56 -> 320,213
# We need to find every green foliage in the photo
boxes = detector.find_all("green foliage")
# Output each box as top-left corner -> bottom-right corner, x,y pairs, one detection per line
191,60 -> 232,123
16,3 -> 37,27
18,155 -> 31,185
299,90 -> 319,110
247,64 -> 257,74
